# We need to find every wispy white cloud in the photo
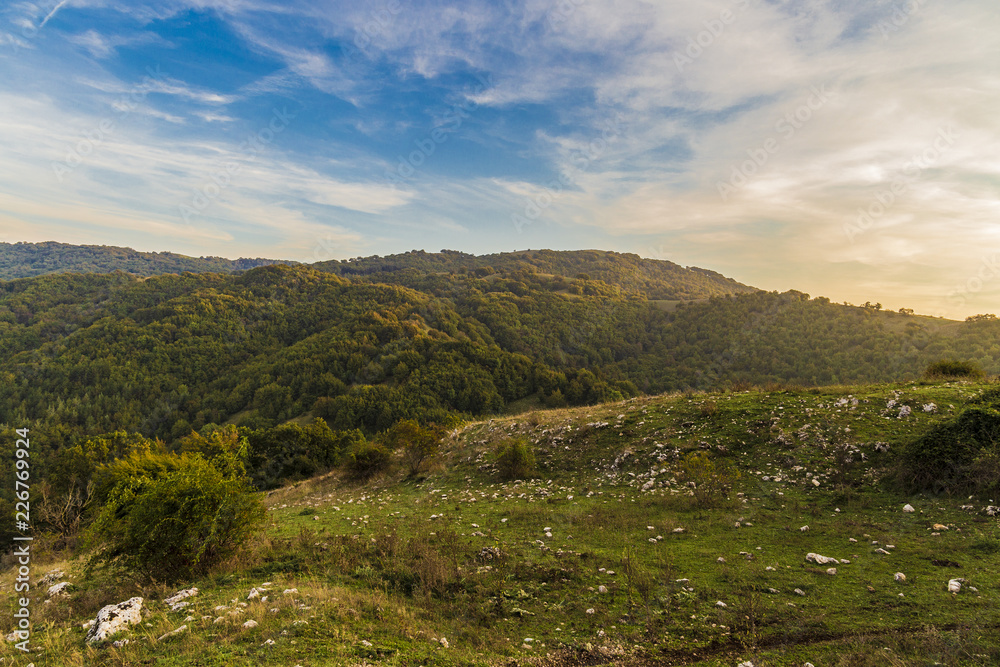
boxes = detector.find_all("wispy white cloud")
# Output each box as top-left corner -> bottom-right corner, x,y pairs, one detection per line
0,84 -> 412,260
68,27 -> 169,58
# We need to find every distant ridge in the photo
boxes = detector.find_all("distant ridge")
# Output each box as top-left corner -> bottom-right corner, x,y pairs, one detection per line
0,241 -> 297,280
0,243 -> 755,301
313,248 -> 757,300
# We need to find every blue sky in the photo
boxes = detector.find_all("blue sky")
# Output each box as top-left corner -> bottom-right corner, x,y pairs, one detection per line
1,0 -> 998,318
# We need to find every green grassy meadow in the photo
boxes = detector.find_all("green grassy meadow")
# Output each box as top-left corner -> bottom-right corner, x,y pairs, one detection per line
2,380 -> 999,666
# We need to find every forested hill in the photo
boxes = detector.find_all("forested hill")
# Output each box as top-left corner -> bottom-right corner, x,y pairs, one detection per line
2,262 -> 999,451
313,248 -> 756,300
0,241 -> 295,279
0,243 -> 756,301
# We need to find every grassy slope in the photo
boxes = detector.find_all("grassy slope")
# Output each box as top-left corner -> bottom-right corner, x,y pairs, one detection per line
3,381 -> 999,666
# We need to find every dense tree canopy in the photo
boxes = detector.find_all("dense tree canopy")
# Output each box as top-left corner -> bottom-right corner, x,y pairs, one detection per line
0,241 -> 293,280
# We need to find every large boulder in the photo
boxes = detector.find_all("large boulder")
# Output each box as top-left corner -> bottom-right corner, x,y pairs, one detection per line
85,597 -> 144,644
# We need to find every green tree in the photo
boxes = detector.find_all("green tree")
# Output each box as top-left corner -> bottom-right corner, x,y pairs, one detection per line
383,419 -> 444,476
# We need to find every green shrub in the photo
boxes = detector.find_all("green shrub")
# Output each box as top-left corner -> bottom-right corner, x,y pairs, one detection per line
495,438 -> 535,480
899,406 -> 1000,495
88,453 -> 265,582
968,384 -> 1000,406
924,359 -> 985,380
680,451 -> 740,508
347,441 -> 392,479
91,450 -> 186,508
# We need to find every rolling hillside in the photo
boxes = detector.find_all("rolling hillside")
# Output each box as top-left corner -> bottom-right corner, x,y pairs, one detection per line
3,381 -> 998,665
1,260 -> 999,450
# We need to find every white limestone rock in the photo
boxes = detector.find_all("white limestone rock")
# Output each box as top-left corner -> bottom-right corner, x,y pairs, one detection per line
805,553 -> 839,565
85,597 -> 144,644
46,581 -> 74,598
164,588 -> 199,611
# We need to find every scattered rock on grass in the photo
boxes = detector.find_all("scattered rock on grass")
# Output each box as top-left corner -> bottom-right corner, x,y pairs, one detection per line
46,582 -> 73,598
85,597 -> 144,644
805,553 -> 838,565
164,588 -> 199,611
38,571 -> 65,586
